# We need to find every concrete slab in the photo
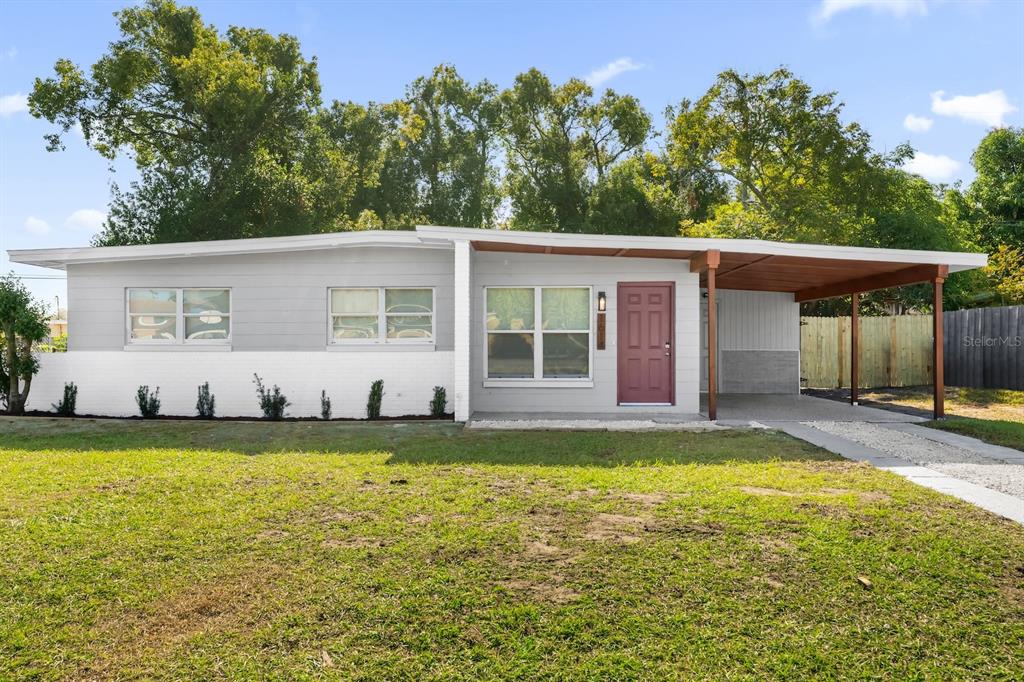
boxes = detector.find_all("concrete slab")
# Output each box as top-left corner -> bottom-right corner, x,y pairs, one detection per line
474,394 -> 924,425
710,394 -> 924,423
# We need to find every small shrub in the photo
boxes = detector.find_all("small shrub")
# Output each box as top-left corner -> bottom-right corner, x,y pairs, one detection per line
52,382 -> 77,416
136,385 -> 161,418
430,385 -> 447,418
196,382 -> 215,419
366,379 -> 384,420
253,373 -> 289,420
320,390 -> 332,420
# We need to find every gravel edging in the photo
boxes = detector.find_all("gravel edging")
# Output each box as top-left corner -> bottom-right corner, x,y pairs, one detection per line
806,420 -> 1024,501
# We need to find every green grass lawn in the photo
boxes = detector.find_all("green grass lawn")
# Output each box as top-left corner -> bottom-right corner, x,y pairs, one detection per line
926,416 -> 1024,452
1,417 -> 1022,680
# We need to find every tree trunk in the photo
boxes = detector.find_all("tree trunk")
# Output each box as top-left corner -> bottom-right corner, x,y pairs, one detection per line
5,328 -> 23,415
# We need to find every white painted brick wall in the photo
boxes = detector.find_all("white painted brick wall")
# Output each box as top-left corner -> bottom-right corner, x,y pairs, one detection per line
28,351 -> 454,419
453,240 -> 472,421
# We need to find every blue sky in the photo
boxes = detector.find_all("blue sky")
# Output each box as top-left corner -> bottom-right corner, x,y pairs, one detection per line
1,0 -> 1022,308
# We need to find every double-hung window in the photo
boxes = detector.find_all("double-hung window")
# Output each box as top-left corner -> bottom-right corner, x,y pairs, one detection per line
485,286 -> 592,381
127,288 -> 231,345
329,287 -> 434,344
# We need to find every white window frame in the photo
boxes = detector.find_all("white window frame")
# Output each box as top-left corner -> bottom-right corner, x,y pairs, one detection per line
125,288 -> 232,348
327,287 -> 436,347
483,285 -> 594,387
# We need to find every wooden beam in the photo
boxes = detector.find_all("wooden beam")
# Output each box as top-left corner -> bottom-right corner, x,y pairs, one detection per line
613,248 -> 629,256
689,249 -> 721,273
794,264 -> 949,302
716,254 -> 774,279
851,293 -> 859,405
934,278 -> 945,419
707,265 -> 718,421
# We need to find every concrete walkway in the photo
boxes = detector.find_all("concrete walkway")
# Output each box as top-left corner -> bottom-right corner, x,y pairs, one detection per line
770,421 -> 1024,524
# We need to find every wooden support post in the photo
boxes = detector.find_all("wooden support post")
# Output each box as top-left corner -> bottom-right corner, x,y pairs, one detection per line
933,277 -> 945,419
850,293 -> 859,405
707,265 -> 718,421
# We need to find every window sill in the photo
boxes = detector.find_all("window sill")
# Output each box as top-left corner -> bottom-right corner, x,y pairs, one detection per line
326,343 -> 436,352
483,379 -> 594,388
123,344 -> 232,352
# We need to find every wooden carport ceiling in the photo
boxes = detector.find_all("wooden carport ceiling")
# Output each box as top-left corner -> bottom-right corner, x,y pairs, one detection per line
471,240 -> 933,299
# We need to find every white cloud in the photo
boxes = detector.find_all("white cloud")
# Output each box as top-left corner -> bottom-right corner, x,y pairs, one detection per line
903,113 -> 933,132
0,93 -> 28,117
815,0 -> 928,23
815,0 -> 929,22
930,89 -> 1018,127
64,209 -> 107,232
585,57 -> 645,87
903,151 -> 960,182
1,47 -> 16,61
23,217 -> 51,236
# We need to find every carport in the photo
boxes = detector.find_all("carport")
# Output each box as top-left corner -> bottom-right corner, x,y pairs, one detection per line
446,226 -> 985,421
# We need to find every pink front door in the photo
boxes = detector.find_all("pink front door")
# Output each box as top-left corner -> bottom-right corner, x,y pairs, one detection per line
617,282 -> 674,405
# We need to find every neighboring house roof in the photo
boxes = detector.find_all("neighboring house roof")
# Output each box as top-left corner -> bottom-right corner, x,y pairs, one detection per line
8,225 -> 987,302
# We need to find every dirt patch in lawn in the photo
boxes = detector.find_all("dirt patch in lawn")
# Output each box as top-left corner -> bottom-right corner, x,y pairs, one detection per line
81,567 -> 283,678
619,491 -> 672,506
500,578 -> 582,604
741,486 -> 799,497
584,513 -> 649,544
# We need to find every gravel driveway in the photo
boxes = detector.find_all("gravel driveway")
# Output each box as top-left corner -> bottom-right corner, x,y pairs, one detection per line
807,420 -> 1024,500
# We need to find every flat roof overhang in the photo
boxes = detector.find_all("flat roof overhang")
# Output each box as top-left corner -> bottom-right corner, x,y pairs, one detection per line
416,227 -> 983,302
9,224 -> 987,303
470,241 -> 956,301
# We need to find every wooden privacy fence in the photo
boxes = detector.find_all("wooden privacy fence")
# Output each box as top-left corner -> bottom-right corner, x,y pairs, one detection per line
801,306 -> 1024,390
800,315 -> 934,389
944,305 -> 1023,391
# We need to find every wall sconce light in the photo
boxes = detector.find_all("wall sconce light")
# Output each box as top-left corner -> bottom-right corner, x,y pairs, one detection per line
596,291 -> 607,349
597,291 -> 607,312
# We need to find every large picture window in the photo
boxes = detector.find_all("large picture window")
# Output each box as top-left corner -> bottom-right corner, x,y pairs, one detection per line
330,287 -> 434,344
127,288 -> 231,344
486,286 -> 591,381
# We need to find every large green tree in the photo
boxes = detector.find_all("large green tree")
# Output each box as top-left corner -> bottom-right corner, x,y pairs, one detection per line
29,0 -> 331,244
500,69 -> 652,232
968,127 -> 1023,251
667,68 -> 902,244
403,65 -> 503,228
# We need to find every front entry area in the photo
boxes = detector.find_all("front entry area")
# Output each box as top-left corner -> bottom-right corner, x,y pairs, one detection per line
617,282 -> 674,405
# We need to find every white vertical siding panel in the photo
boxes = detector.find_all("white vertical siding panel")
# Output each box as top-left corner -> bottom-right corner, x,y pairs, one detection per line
717,290 -> 799,351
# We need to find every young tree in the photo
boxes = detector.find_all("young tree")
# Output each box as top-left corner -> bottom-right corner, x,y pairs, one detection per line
0,275 -> 50,415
